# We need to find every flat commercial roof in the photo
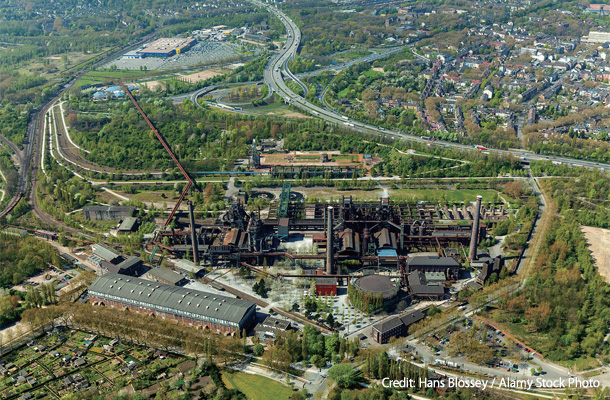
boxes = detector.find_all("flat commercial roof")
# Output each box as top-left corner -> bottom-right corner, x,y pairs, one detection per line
140,37 -> 195,54
88,273 -> 255,325
315,277 -> 338,286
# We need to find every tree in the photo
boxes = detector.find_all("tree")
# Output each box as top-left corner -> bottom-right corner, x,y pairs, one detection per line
262,346 -> 292,372
301,333 -> 308,360
253,343 -> 265,356
253,279 -> 268,297
326,313 -> 335,327
378,351 -> 389,378
311,354 -> 327,369
26,286 -> 43,308
328,363 -> 363,388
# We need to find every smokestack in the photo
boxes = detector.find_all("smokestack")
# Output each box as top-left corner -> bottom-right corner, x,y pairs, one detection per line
469,195 -> 483,263
326,206 -> 334,274
188,201 -> 199,264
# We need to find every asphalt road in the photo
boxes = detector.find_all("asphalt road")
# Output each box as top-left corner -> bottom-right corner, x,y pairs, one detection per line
247,0 -> 610,173
295,46 -> 405,79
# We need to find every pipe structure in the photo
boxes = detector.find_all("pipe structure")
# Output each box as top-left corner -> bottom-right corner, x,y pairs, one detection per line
326,206 -> 334,274
188,201 -> 199,264
469,195 -> 483,262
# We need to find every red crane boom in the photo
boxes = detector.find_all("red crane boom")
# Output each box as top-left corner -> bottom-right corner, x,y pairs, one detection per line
114,79 -> 199,227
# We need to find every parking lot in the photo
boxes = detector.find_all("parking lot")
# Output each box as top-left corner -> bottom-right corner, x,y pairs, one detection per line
11,267 -> 78,294
104,41 -> 244,70
426,317 -> 539,375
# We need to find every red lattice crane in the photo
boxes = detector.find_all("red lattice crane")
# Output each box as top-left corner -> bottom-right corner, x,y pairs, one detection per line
115,79 -> 200,227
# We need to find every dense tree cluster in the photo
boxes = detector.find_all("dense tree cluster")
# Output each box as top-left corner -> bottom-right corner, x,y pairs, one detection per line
492,216 -> 610,361
531,163 -> 610,228
260,324 -> 360,373
0,234 -> 61,287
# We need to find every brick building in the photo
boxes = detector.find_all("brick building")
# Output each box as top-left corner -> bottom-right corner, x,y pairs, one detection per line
88,273 -> 256,334
315,277 -> 338,296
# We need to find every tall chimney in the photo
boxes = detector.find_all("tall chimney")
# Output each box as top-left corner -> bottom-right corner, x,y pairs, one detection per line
469,195 -> 483,262
188,201 -> 199,264
326,206 -> 334,274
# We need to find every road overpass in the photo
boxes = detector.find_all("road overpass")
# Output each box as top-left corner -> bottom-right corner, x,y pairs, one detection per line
248,0 -> 610,172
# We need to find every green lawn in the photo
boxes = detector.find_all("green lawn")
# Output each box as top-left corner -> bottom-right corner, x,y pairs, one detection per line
222,371 -> 295,400
286,81 -> 304,96
337,88 -> 350,98
363,69 -> 383,78
334,49 -> 371,63
75,70 -> 159,87
86,70 -> 155,78
388,188 -> 499,203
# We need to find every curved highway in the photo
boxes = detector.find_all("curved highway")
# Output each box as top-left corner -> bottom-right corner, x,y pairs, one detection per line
249,0 -> 610,171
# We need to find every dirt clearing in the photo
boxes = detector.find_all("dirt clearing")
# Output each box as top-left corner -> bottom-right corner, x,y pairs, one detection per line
182,68 -> 225,83
582,225 -> 610,283
141,80 -> 163,91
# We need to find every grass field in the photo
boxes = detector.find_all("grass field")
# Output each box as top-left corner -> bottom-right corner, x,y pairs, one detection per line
363,69 -> 383,78
75,70 -> 160,88
222,371 -> 295,400
333,49 -> 371,63
388,188 -> 499,203
297,187 -> 500,203
337,88 -> 350,98
286,81 -> 304,96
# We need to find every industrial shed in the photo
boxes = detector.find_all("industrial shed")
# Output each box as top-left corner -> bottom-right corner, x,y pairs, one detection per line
88,273 -> 256,334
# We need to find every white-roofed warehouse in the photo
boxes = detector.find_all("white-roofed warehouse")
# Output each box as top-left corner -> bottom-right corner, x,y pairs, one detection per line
88,273 -> 256,334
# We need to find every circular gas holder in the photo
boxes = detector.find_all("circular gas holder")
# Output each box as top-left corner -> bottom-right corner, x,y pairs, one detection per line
352,274 -> 400,301
250,191 -> 275,200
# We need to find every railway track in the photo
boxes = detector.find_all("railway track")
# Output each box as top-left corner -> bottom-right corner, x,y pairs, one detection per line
0,31 -> 159,223
50,103 -> 155,176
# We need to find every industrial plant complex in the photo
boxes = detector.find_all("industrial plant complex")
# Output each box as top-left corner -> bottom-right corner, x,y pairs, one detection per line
2,0 -> 608,396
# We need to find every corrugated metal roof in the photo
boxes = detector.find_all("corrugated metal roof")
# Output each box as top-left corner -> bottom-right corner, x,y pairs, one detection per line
146,268 -> 185,285
175,259 -> 204,274
408,271 -> 445,296
375,228 -> 393,248
378,248 -> 398,258
88,273 -> 255,325
116,256 -> 141,270
407,256 -> 459,268
92,244 -> 121,262
118,217 -> 138,231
